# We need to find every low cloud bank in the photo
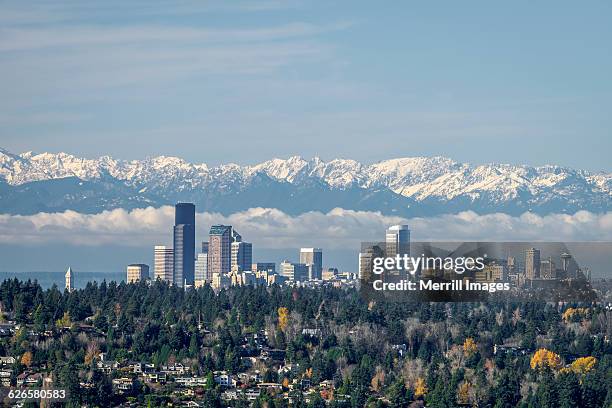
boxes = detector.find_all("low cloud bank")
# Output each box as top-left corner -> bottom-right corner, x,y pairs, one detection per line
1,207 -> 611,248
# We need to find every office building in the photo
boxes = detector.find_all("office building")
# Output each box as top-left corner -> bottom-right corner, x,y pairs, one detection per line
386,225 -> 410,258
231,241 -> 253,272
358,244 -> 384,280
195,253 -> 209,287
154,245 -> 174,283
127,264 -> 149,283
65,267 -> 74,292
541,257 -> 556,280
173,203 -> 196,287
252,263 -> 276,273
300,248 -> 322,280
525,248 -> 540,280
208,225 -> 232,275
280,261 -> 309,282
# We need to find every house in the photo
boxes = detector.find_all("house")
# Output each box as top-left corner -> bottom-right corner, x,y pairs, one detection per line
112,377 -> 135,392
244,388 -> 261,400
0,356 -> 16,365
0,368 -> 12,386
16,372 -> 42,386
257,382 -> 283,391
175,376 -> 208,387
278,363 -> 299,376
144,371 -> 167,384
214,371 -> 237,388
97,360 -> 119,374
161,363 -> 188,376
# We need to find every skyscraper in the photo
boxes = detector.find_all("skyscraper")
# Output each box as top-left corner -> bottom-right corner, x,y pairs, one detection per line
154,245 -> 174,283
525,248 -> 540,280
195,253 -> 209,287
173,203 -> 195,287
127,264 -> 149,283
231,241 -> 253,272
300,248 -> 322,280
208,225 -> 232,275
386,225 -> 410,258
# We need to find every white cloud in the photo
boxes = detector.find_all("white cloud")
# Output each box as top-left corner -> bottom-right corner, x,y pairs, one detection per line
1,207 -> 611,248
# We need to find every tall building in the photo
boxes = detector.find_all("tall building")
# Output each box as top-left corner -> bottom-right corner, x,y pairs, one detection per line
359,244 -> 384,280
127,264 -> 149,283
195,253 -> 209,287
280,261 -> 309,282
173,203 -> 196,287
300,248 -> 322,280
154,245 -> 174,283
541,257 -> 556,280
231,241 -> 253,272
208,225 -> 232,275
386,225 -> 410,259
65,267 -> 74,292
525,248 -> 541,280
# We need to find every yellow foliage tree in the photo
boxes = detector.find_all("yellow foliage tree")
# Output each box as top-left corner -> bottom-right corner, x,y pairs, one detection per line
305,367 -> 313,378
569,356 -> 597,375
530,348 -> 562,371
282,377 -> 290,388
414,377 -> 427,398
84,342 -> 101,365
463,338 -> 477,357
457,381 -> 471,405
55,311 -> 71,328
278,307 -> 289,331
21,351 -> 33,367
562,307 -> 588,322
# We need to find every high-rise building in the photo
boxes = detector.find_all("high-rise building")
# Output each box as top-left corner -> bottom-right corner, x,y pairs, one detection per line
280,261 -> 309,282
231,241 -> 253,272
541,257 -> 556,280
359,244 -> 384,280
154,245 -> 174,283
195,253 -> 209,286
525,248 -> 541,280
65,267 -> 74,292
386,225 -> 410,258
127,264 -> 149,283
300,248 -> 322,280
173,203 -> 196,287
209,225 -> 232,275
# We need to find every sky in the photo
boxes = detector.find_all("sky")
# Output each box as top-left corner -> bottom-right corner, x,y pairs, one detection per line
1,1 -> 611,171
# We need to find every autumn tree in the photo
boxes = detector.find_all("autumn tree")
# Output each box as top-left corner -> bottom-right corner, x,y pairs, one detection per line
530,348 -> 562,371
566,356 -> 597,376
414,377 -> 427,399
21,351 -> 33,367
278,307 -> 289,331
463,337 -> 477,357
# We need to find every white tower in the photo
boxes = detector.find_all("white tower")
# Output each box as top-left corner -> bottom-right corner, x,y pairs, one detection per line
65,267 -> 74,292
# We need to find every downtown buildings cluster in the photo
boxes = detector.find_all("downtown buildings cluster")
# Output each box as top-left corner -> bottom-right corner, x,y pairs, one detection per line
125,203 -> 356,290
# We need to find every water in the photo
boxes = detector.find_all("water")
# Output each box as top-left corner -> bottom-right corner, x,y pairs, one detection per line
0,271 -> 125,289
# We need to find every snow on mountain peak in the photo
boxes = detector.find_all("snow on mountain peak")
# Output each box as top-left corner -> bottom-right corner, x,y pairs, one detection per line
0,148 -> 609,211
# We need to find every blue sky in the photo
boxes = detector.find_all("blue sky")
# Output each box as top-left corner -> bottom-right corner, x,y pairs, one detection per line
1,1 -> 611,170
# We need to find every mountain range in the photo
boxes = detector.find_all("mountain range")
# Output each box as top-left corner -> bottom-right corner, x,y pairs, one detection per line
0,148 -> 610,216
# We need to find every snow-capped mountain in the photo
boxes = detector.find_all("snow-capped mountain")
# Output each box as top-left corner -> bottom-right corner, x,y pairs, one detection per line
0,148 -> 610,216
